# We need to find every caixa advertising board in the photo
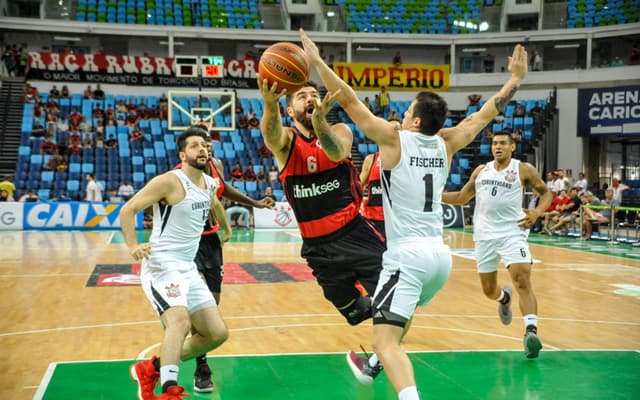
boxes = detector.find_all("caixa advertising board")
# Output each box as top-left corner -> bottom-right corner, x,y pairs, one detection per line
0,202 -> 143,230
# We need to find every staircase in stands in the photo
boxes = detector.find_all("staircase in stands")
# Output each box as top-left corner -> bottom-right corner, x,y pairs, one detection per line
0,77 -> 26,178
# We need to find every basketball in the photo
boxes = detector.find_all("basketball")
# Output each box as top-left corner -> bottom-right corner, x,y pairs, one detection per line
258,42 -> 310,93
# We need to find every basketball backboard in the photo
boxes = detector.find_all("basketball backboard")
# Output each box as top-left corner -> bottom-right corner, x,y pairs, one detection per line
167,90 -> 236,132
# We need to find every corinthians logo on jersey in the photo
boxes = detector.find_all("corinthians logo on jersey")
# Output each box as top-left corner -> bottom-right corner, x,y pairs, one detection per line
505,169 -> 517,183
293,179 -> 341,198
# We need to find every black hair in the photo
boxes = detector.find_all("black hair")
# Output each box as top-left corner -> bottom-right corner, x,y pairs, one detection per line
492,130 -> 515,143
285,81 -> 319,107
412,92 -> 448,135
176,127 -> 209,152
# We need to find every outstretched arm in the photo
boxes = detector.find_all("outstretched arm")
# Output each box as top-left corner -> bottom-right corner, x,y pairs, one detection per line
257,77 -> 292,168
300,29 -> 398,151
442,45 -> 528,156
441,165 -> 483,205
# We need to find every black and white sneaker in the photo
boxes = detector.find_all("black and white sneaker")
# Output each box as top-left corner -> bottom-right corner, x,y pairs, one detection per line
193,364 -> 214,393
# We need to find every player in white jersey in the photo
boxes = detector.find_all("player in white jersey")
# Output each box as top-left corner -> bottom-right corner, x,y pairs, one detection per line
301,29 -> 529,400
120,127 -> 231,400
442,131 -> 552,359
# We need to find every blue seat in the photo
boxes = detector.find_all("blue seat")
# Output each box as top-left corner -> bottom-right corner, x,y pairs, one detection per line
67,180 -> 80,191
273,189 -> 284,201
38,189 -> 50,201
245,181 -> 257,192
232,181 -> 245,192
450,173 -> 461,185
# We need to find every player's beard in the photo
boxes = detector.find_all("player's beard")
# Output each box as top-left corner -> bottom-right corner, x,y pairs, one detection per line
187,155 -> 207,170
294,108 -> 314,131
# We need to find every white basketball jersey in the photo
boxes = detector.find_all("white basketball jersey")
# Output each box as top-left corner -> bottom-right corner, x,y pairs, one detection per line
148,169 -> 218,263
473,159 -> 526,241
382,130 -> 449,244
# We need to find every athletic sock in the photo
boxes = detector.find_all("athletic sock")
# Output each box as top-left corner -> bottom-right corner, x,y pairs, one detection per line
160,365 -> 179,390
368,353 -> 380,368
498,288 -> 510,304
398,386 -> 420,400
524,314 -> 538,333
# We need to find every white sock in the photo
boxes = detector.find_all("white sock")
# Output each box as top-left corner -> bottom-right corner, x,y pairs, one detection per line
524,314 -> 538,329
398,386 -> 420,400
160,364 -> 179,387
368,353 -> 379,368
497,288 -> 506,302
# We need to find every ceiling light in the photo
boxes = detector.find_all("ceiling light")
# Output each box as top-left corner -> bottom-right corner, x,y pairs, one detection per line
54,36 -> 80,42
159,41 -> 185,46
356,46 -> 380,52
554,43 -> 580,48
462,48 -> 486,53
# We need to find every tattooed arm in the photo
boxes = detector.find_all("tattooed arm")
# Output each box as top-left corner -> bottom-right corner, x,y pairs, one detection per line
441,44 -> 528,157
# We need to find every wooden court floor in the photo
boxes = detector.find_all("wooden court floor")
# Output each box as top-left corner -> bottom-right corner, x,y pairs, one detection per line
1,229 -> 639,399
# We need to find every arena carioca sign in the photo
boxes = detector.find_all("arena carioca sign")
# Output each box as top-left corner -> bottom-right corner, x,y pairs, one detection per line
26,51 -> 258,88
333,62 -> 449,91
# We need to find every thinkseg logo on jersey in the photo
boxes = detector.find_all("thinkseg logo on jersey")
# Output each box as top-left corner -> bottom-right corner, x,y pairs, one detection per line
293,179 -> 340,198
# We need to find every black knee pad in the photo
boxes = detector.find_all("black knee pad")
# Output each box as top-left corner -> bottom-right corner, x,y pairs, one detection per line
338,296 -> 372,325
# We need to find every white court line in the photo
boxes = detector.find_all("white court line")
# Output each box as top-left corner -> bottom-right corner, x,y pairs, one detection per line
4,313 -> 639,338
0,273 -> 89,278
32,362 -> 57,400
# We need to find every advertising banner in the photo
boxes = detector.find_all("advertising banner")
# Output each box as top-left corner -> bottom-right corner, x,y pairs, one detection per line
22,202 -> 143,230
0,203 -> 24,230
577,85 -> 640,136
253,202 -> 299,229
332,62 -> 450,91
27,52 -> 259,89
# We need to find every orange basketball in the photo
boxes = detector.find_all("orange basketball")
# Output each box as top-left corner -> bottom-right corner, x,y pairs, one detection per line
258,42 -> 310,93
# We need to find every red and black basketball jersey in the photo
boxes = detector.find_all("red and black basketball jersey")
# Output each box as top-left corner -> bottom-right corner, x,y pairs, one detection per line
174,159 -> 225,235
362,152 -> 384,222
279,128 -> 363,239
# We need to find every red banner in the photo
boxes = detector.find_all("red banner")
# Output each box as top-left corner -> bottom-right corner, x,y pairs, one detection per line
26,52 -> 259,89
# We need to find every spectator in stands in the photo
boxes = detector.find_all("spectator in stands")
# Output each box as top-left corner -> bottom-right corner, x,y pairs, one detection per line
40,138 -> 58,155
0,189 -> 13,201
45,124 -> 56,141
244,163 -> 257,181
105,134 -> 117,149
126,109 -> 139,127
515,102 -> 525,117
44,151 -> 65,171
387,109 -> 401,122
85,173 -> 103,202
378,86 -> 390,118
263,186 -> 276,202
225,201 -> 251,229
18,190 -> 38,202
83,135 -> 93,149
49,85 -> 60,98
129,126 -> 144,142
83,85 -> 93,99
630,42 -> 640,65
93,84 -> 105,100
230,162 -> 244,181
256,167 -> 267,183
247,110 -> 260,129
57,118 -> 69,134
60,85 -> 70,98
545,172 -> 555,191
583,189 -> 619,239
116,99 -> 127,113
69,130 -> 82,146
68,108 -> 82,129
95,132 -> 105,149
69,141 -> 82,156
237,113 -> 249,131
2,46 -> 15,77
0,176 -> 16,199
547,187 -> 580,235
268,165 -> 278,183
611,178 -> 630,202
574,172 -> 587,195
554,169 -> 570,192
392,51 -> 402,67
531,51 -> 543,71
24,81 -> 39,104
363,97 -> 373,113
118,179 -> 135,201
259,143 -> 272,158
92,105 -> 104,120
540,189 -> 566,233
57,139 -> 69,157
31,119 -> 45,139
78,116 -> 90,134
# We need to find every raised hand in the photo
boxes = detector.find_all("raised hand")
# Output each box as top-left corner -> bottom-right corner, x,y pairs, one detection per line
312,90 -> 342,121
508,44 -> 528,81
256,75 -> 287,102
299,28 -> 323,66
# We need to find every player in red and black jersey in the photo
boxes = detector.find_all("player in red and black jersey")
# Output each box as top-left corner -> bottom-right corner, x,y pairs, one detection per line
258,79 -> 386,332
176,125 -> 276,392
360,151 -> 385,239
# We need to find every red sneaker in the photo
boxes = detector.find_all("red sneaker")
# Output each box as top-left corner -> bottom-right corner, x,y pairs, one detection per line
157,385 -> 190,399
130,356 -> 160,400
